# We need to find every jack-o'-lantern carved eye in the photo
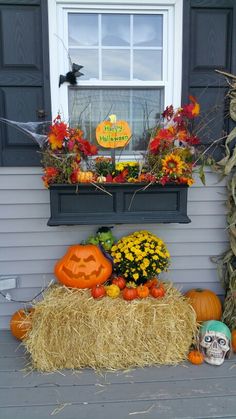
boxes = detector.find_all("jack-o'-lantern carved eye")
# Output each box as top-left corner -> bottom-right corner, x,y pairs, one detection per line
54,244 -> 112,289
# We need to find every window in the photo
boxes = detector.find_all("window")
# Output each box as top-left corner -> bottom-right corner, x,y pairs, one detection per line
49,1 -> 183,153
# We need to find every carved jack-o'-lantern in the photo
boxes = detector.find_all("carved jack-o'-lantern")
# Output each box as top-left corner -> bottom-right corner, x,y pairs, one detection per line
54,244 -> 112,288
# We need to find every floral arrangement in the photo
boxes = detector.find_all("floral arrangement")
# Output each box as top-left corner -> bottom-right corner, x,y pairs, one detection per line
41,96 -> 201,188
111,230 -> 170,285
42,115 -> 98,187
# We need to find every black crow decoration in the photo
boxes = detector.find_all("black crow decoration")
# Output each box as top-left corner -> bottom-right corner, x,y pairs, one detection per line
59,63 -> 84,87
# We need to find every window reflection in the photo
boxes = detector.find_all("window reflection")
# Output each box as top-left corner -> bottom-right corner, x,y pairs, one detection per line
133,50 -> 162,81
102,50 -> 130,80
133,15 -> 163,47
68,14 -> 98,46
102,14 -> 130,46
69,88 -> 164,151
69,49 -> 99,80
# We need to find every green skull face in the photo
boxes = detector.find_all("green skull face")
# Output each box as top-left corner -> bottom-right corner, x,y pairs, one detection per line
97,231 -> 115,251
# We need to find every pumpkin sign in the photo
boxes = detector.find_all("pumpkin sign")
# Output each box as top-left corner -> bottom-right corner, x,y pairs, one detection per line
55,244 -> 112,288
96,120 -> 131,148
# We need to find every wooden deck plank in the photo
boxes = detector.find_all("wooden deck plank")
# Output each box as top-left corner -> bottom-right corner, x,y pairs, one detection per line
0,332 -> 236,418
0,363 -> 236,387
0,396 -> 236,419
0,377 -> 236,406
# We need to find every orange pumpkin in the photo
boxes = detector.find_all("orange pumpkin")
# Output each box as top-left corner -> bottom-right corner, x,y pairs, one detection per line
112,276 -> 126,290
122,287 -> 138,301
54,244 -> 112,288
185,288 -> 222,322
188,350 -> 204,365
96,120 -> 131,148
77,171 -> 93,183
232,329 -> 236,352
137,285 -> 149,299
146,278 -> 158,288
10,308 -> 34,340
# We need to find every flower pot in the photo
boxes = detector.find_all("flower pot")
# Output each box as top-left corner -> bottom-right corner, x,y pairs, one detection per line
47,183 -> 191,226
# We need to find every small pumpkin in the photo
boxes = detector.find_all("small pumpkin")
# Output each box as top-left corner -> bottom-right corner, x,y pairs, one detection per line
188,350 -> 204,365
122,286 -> 138,301
137,285 -> 149,299
10,308 -> 34,340
105,284 -> 120,298
96,175 -> 106,183
150,284 -> 165,298
55,244 -> 112,289
185,288 -> 222,322
96,120 -> 131,148
77,171 -> 94,183
91,284 -> 106,299
146,278 -> 158,288
112,276 -> 126,290
232,329 -> 236,352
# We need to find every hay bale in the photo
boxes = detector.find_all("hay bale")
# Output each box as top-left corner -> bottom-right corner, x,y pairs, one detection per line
24,284 -> 197,371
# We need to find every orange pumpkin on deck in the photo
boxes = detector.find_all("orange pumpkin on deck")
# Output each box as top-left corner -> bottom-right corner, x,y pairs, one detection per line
54,244 -> 112,288
185,288 -> 222,322
232,329 -> 236,352
10,308 -> 34,340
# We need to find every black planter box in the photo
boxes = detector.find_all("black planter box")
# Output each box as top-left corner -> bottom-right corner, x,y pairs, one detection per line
47,183 -> 191,226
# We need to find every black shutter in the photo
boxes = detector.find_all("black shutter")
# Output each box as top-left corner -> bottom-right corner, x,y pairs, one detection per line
182,0 -> 236,156
0,0 -> 51,166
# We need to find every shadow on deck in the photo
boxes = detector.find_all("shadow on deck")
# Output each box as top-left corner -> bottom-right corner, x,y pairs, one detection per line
0,330 -> 235,419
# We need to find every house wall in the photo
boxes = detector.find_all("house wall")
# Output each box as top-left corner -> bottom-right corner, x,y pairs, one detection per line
0,167 -> 228,329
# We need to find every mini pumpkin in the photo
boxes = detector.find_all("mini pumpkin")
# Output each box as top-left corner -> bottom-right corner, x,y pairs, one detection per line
232,329 -> 236,352
10,308 -> 34,340
112,276 -> 126,290
77,171 -> 94,183
122,286 -> 138,301
96,175 -> 106,183
146,278 -> 158,288
150,284 -> 165,298
54,244 -> 112,289
137,285 -> 149,299
188,350 -> 204,365
105,284 -> 120,298
91,284 -> 106,299
185,288 -> 222,322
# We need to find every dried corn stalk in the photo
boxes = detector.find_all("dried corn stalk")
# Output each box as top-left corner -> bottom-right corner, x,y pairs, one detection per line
214,70 -> 236,330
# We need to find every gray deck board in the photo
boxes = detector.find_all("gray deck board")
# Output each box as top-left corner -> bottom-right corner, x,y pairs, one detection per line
0,331 -> 235,419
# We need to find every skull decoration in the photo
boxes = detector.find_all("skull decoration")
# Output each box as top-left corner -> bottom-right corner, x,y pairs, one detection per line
199,320 -> 231,366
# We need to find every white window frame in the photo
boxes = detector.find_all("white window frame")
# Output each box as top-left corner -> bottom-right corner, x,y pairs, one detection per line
48,0 -> 183,124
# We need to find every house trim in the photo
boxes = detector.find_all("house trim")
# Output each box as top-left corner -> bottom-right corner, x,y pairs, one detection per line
47,0 -> 183,120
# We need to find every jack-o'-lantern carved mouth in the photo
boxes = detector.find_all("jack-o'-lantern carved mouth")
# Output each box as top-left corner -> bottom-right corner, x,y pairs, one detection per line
62,265 -> 104,280
62,254 -> 105,280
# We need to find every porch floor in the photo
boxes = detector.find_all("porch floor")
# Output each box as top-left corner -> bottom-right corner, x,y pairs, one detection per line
0,331 -> 235,419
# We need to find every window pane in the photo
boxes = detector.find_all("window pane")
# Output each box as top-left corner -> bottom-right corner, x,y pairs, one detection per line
68,88 -> 164,151
102,14 -> 130,46
133,15 -> 163,47
102,50 -> 130,80
133,50 -> 162,80
68,14 -> 98,46
69,49 -> 99,80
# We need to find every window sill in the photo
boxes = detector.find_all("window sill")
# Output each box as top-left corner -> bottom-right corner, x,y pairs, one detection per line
47,183 -> 191,226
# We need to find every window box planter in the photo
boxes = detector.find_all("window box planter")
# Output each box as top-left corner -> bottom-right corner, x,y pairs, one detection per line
47,183 -> 191,226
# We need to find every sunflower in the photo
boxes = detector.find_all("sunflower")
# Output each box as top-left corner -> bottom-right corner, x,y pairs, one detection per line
162,153 -> 185,176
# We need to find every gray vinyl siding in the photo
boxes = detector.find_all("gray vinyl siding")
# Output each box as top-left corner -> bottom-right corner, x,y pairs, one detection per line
0,167 -> 228,329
